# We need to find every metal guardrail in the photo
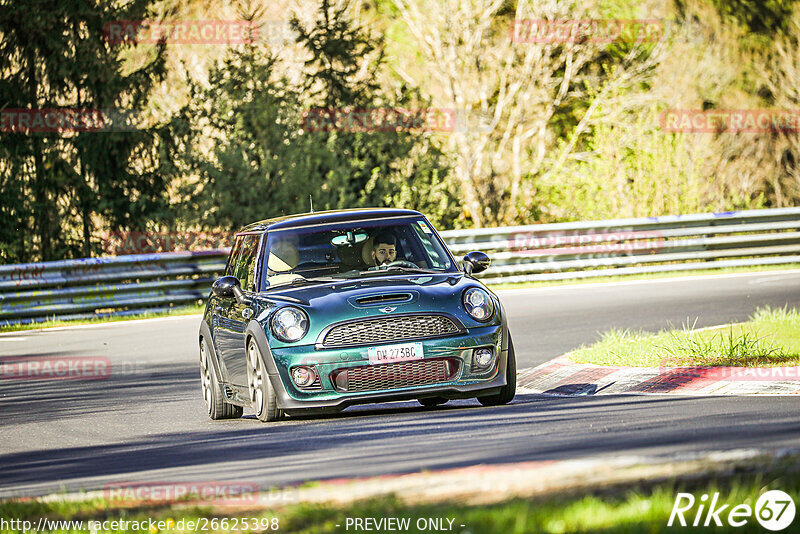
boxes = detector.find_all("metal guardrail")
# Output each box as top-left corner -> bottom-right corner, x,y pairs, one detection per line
0,251 -> 227,325
1,208 -> 799,325
440,206 -> 800,284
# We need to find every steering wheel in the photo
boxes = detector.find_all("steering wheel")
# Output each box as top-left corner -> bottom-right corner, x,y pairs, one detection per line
385,260 -> 418,268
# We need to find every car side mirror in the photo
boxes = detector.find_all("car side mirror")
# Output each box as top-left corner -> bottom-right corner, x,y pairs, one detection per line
462,251 -> 491,275
212,276 -> 249,305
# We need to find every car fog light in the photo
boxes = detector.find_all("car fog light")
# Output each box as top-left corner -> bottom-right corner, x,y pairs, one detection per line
291,366 -> 315,387
474,348 -> 493,367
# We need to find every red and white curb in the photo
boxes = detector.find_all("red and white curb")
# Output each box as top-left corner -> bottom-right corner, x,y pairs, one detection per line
517,355 -> 800,396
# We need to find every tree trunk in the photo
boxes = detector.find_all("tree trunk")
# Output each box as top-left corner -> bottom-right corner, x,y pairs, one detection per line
28,49 -> 52,261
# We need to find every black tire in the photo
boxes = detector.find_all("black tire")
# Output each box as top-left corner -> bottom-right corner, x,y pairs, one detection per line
478,334 -> 516,407
247,338 -> 281,422
200,338 -> 243,420
418,397 -> 448,407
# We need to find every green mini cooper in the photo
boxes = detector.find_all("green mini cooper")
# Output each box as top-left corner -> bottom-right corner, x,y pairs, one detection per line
199,208 -> 516,422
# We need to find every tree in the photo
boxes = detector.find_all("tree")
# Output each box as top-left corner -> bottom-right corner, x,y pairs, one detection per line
169,45 -> 318,227
291,0 -> 457,222
171,0 -> 457,230
391,0 -> 661,227
751,4 -> 800,206
0,0 -> 168,262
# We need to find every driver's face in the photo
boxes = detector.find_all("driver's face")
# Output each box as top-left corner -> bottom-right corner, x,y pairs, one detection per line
372,243 -> 396,265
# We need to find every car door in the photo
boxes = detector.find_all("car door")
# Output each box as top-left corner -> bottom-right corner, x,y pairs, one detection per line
211,236 -> 243,384
217,233 -> 260,387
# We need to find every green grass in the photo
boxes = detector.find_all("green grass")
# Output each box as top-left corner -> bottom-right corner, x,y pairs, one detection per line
2,468 -> 799,533
569,306 -> 800,367
0,304 -> 204,333
489,263 -> 800,290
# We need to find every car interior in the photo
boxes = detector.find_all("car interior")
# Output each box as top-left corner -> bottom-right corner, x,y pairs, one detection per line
262,223 -> 447,288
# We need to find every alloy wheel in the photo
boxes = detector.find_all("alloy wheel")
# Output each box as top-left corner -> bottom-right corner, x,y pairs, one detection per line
200,341 -> 213,414
248,341 -> 265,416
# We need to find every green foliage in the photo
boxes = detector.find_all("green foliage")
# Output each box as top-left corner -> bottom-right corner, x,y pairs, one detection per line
661,324 -> 792,367
288,0 -> 458,225
5,0 -> 800,263
3,467 -> 800,533
167,47 -> 313,227
529,103 -> 711,222
0,0 -> 169,262
170,0 -> 457,231
570,306 -> 800,367
526,65 -> 774,224
705,0 -> 796,34
291,0 -> 382,109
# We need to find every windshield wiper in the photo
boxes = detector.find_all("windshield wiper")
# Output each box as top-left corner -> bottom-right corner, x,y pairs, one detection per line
265,276 -> 340,290
306,275 -> 344,282
385,266 -> 439,273
355,266 -> 441,277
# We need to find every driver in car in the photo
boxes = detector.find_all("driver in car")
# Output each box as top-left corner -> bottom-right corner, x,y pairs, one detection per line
370,231 -> 398,267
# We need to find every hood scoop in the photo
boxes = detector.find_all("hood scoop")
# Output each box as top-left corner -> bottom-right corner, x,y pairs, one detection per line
354,293 -> 414,306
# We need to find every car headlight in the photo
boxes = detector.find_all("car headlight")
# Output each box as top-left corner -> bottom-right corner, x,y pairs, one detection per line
463,287 -> 494,322
270,307 -> 309,342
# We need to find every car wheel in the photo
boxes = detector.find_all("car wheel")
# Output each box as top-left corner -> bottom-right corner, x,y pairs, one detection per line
247,338 -> 281,422
200,338 -> 243,420
478,335 -> 517,407
418,397 -> 448,407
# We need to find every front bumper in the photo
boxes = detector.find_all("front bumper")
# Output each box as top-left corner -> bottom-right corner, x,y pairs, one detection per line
254,324 -> 507,414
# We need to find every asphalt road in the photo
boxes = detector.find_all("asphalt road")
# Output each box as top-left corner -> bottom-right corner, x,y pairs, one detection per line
1,270 -> 799,499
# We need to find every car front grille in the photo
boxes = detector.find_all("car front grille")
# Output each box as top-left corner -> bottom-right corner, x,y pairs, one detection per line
321,314 -> 462,348
330,357 -> 460,393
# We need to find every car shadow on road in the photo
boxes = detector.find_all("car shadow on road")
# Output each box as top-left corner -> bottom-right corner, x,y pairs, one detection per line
0,359 -> 198,425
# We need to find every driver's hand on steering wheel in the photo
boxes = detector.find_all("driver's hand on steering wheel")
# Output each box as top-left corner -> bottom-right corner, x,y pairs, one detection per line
368,259 -> 418,271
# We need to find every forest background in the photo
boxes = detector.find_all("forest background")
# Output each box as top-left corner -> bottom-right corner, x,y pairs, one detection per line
2,0 -> 799,262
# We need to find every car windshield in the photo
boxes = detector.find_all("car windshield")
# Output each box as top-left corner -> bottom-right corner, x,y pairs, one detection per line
259,217 -> 457,289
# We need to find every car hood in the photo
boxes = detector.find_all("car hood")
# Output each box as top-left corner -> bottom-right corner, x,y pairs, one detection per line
253,273 -> 492,346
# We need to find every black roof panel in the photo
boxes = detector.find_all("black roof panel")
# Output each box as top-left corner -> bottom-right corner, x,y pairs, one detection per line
238,208 -> 424,233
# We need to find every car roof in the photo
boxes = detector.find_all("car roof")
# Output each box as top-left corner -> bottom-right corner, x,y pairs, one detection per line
237,208 -> 424,234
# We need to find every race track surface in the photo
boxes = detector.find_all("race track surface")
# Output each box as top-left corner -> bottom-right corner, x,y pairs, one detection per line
1,271 -> 799,499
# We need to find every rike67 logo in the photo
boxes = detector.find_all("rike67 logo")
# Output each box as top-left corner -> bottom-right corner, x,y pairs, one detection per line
669,490 -> 796,531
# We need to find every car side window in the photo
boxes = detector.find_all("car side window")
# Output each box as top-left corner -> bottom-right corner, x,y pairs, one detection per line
231,234 -> 258,291
224,235 -> 258,291
225,236 -> 244,277
238,235 -> 259,291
